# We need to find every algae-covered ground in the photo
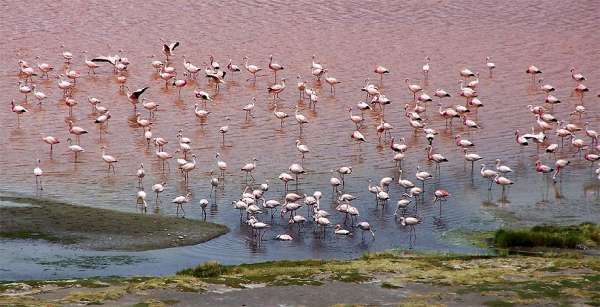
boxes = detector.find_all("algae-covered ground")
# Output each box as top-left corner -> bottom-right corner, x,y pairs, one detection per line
2,250 -> 600,306
0,195 -> 228,251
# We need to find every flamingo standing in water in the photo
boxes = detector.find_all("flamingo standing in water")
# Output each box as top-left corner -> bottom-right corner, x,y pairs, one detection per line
33,159 -> 43,190
101,146 -> 118,174
268,55 -> 284,82
11,99 -> 28,125
422,57 -> 430,80
324,69 -> 341,95
526,65 -> 542,81
243,56 -> 262,81
42,136 -> 60,154
432,189 -> 450,214
374,65 -> 389,83
485,56 -> 495,77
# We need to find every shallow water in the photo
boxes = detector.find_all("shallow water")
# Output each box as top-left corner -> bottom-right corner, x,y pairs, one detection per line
1,0 -> 600,280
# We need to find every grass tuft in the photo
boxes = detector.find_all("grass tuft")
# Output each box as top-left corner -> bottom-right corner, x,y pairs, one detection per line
494,223 -> 600,249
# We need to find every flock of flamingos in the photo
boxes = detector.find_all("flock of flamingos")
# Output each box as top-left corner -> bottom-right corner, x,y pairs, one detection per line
10,41 -> 600,244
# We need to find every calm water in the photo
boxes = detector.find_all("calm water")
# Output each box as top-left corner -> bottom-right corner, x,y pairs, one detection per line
1,0 -> 600,280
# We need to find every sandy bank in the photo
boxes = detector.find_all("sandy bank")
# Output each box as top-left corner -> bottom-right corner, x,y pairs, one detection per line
0,195 -> 228,251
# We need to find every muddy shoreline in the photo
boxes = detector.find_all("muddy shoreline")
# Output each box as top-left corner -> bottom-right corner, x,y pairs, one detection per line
1,251 -> 599,306
0,195 -> 229,251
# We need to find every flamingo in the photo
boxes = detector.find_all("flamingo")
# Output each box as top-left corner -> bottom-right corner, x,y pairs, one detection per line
438,103 -> 459,127
545,94 -> 561,105
485,56 -> 495,77
422,56 -> 430,80
397,170 -> 415,191
274,234 -> 293,241
172,192 -> 191,216
242,97 -> 256,119
33,159 -> 43,190
268,55 -> 284,82
67,120 -> 88,143
273,104 -> 288,128
570,67 -> 586,83
337,166 -> 352,188
66,138 -> 84,162
125,86 -> 149,111
181,154 -> 197,183
425,145 -> 448,173
585,153 -> 600,166
552,159 -> 570,182
405,78 -> 422,100
36,60 -> 54,78
100,146 -> 118,174
455,134 -> 474,147
415,165 -> 432,189
152,182 -> 166,205
296,140 -> 310,160
295,107 -> 309,133
162,41 -> 180,61
42,136 -> 60,154
584,123 -> 599,145
172,77 -> 187,97
227,59 -> 241,73
324,70 -> 341,95
355,221 -> 375,240
279,172 -> 294,192
526,65 -> 542,81
460,68 -> 476,79
514,129 -> 529,146
31,85 -> 47,105
219,117 -> 230,145
241,158 -> 258,181
464,148 -> 483,170
243,56 -> 262,81
17,81 -> 31,102
493,174 -> 514,195
348,107 -> 363,129
155,149 -> 173,171
434,89 -> 451,100
374,65 -> 389,83
334,224 -> 351,235
495,159 -> 513,174
480,164 -> 498,190
289,163 -> 305,184
432,189 -> 450,214
136,190 -> 148,212
462,115 -> 480,129
268,78 -> 286,99
538,79 -> 555,93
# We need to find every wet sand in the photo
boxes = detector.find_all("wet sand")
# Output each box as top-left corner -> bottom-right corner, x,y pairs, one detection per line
0,195 -> 228,251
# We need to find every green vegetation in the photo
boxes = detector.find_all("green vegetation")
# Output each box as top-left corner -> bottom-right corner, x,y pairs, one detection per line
494,223 -> 600,249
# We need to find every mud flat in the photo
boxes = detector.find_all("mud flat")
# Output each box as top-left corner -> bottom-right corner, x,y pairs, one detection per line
0,195 -> 228,251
